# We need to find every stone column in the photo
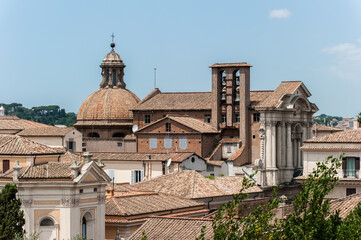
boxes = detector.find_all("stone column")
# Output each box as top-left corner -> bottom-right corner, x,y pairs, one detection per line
277,122 -> 285,168
271,121 -> 277,169
297,139 -> 302,169
286,122 -> 293,168
265,121 -> 272,169
308,122 -> 313,139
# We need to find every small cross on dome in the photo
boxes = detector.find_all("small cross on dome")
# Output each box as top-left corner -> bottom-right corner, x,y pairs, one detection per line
110,33 -> 115,48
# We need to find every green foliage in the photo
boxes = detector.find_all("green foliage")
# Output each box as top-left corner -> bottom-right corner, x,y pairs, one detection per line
0,183 -> 25,240
141,230 -> 147,240
357,112 -> 361,123
205,175 -> 215,180
71,234 -> 87,240
14,231 -> 41,240
0,103 -> 77,127
313,114 -> 343,126
201,154 -> 361,239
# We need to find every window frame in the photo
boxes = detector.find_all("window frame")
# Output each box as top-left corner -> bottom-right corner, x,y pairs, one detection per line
165,123 -> 171,132
149,137 -> 157,149
253,113 -> 260,122
145,115 -> 151,124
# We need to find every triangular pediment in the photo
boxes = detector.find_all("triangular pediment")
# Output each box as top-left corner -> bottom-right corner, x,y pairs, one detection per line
74,161 -> 111,183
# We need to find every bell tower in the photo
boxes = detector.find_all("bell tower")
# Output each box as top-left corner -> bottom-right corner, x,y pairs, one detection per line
99,41 -> 126,89
210,62 -> 252,164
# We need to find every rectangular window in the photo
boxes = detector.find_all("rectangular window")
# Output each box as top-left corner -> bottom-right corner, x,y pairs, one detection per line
67,141 -> 75,151
204,114 -> 211,123
342,157 -> 360,178
117,142 -> 122,147
150,137 -> 157,149
346,188 -> 356,196
166,123 -> 171,132
131,170 -> 144,184
235,114 -> 240,123
253,113 -> 260,122
207,165 -> 214,172
221,114 -> 226,123
2,160 -> 9,173
227,145 -> 232,153
145,115 -> 150,124
179,137 -> 187,150
164,137 -> 172,149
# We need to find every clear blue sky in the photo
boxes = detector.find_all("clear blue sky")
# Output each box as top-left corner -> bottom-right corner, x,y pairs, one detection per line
0,0 -> 360,117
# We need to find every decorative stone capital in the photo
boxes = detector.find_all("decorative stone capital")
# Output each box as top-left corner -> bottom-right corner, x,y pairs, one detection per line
97,194 -> 106,203
271,121 -> 278,126
61,198 -> 79,207
286,121 -> 293,127
21,199 -> 33,207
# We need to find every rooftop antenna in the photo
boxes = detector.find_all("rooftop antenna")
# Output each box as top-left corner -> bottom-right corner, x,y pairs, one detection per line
154,68 -> 157,89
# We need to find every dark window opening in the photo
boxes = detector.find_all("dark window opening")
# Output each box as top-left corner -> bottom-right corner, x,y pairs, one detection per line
2,160 -> 9,173
166,123 -> 171,132
145,115 -> 151,124
82,217 -> 87,238
191,157 -> 195,163
253,135 -> 256,139
117,142 -> 122,147
113,133 -> 125,138
162,162 -> 166,175
68,141 -> 74,151
112,69 -> 117,86
221,114 -> 226,123
88,132 -> 100,138
346,188 -> 356,196
204,114 -> 211,123
235,114 -> 240,123
93,188 -> 97,192
79,189 -> 84,194
40,218 -> 54,227
253,113 -> 260,122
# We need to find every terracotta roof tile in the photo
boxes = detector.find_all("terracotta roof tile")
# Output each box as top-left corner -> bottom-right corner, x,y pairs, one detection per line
256,81 -> 302,108
330,193 -> 361,219
0,135 -> 65,155
312,124 -> 343,132
18,127 -> 75,137
93,152 -> 197,163
209,62 -> 253,67
134,170 -> 262,199
168,116 -> 218,133
129,217 -> 214,240
301,145 -> 361,151
106,193 -> 204,216
250,91 -> 274,108
305,129 -> 361,143
77,88 -> 140,121
0,116 -> 51,131
214,176 -> 262,194
132,92 -> 212,111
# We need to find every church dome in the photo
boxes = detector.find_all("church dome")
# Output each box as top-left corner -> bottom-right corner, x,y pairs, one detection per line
77,88 -> 140,121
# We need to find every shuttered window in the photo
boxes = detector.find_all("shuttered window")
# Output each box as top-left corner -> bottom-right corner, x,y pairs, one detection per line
2,160 -> 9,173
342,157 -> 360,178
179,137 -> 187,150
131,170 -> 144,184
164,137 -> 172,149
150,138 -> 157,149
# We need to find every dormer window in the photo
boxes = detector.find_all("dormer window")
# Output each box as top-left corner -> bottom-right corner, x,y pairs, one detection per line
145,115 -> 150,124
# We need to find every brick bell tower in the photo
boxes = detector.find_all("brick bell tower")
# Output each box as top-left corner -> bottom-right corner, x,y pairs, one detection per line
210,62 -> 252,165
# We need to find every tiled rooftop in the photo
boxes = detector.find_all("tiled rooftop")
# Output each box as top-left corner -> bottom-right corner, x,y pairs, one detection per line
18,127 -> 75,137
129,216 -> 213,240
312,124 -> 343,132
106,192 -> 204,216
0,116 -> 50,131
93,152 -> 196,163
305,129 -> 361,143
0,135 -> 65,155
134,170 -> 262,199
330,193 -> 361,219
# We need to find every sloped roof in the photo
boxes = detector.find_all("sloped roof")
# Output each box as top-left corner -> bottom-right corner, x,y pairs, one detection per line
134,170 -> 262,199
305,129 -> 361,143
330,193 -> 361,219
256,81 -> 303,108
92,152 -> 197,163
0,116 -> 50,131
132,92 -> 212,111
214,176 -> 262,194
250,91 -> 274,108
18,127 -> 75,137
61,151 -> 82,163
137,116 -> 219,134
0,135 -> 65,155
106,192 -> 204,216
1,162 -> 75,179
312,124 -> 343,132
129,217 -> 213,240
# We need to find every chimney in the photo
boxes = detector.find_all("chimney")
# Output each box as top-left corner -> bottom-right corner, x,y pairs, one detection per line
70,160 -> 80,178
82,152 -> 93,163
98,159 -> 105,169
13,160 -> 22,181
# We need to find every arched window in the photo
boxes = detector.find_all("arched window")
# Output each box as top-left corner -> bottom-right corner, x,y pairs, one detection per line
40,218 -> 54,227
88,132 -> 100,138
112,132 -> 125,138
82,217 -> 87,238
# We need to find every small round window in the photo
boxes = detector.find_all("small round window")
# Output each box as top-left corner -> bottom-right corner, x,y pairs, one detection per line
40,218 -> 54,226
191,157 -> 195,163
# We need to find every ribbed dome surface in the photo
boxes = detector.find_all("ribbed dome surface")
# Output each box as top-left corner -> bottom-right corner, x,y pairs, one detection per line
77,88 -> 140,121
101,49 -> 124,67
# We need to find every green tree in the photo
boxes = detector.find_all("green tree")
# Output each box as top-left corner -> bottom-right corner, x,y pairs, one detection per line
204,154 -> 346,239
0,183 -> 25,239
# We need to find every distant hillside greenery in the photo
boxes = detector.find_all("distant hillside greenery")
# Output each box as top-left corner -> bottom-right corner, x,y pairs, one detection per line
313,114 -> 343,127
0,103 -> 77,127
